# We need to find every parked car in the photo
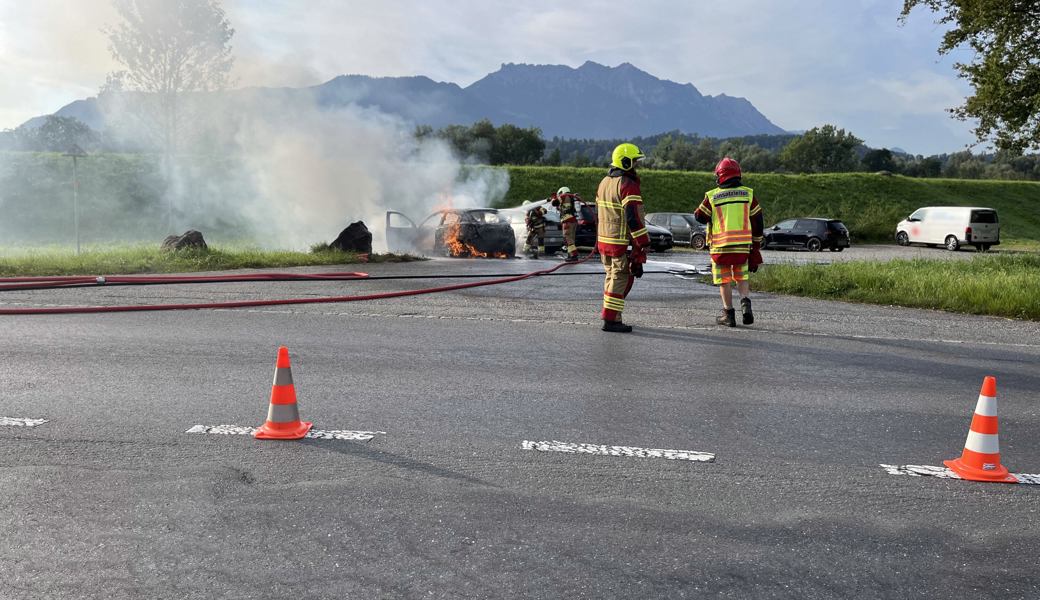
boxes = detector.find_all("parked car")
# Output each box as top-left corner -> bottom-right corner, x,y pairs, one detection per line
646,212 -> 708,249
385,208 -> 516,257
499,200 -> 564,254
573,201 -> 673,252
895,206 -> 999,251
762,218 -> 850,252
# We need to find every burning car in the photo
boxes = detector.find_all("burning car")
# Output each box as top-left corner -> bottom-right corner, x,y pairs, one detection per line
385,209 -> 516,258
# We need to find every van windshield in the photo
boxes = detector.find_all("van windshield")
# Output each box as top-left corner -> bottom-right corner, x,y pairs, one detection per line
970,210 -> 998,223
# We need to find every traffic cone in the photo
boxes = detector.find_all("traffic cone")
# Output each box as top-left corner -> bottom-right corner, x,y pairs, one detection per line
254,346 -> 312,440
943,376 -> 1018,483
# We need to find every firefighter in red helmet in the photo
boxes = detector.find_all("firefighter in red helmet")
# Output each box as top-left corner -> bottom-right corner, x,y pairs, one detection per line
693,157 -> 764,327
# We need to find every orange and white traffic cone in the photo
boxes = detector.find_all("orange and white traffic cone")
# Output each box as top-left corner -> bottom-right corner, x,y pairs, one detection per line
254,346 -> 312,440
943,376 -> 1017,483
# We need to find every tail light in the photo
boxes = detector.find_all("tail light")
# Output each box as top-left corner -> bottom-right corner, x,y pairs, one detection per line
965,226 -> 972,241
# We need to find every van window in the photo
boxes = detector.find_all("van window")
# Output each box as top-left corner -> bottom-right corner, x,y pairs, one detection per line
909,209 -> 927,221
970,210 -> 998,223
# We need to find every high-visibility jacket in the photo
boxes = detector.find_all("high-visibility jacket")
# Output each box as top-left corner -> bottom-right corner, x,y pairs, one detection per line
596,168 -> 650,257
703,186 -> 756,251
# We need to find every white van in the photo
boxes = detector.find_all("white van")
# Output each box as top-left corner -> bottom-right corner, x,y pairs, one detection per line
895,206 -> 1000,251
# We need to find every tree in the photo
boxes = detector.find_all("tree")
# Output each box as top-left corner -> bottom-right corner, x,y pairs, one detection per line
12,116 -> 100,152
780,125 -> 863,173
901,1 -> 1040,154
862,148 -> 897,172
105,0 -> 234,155
543,147 -> 562,166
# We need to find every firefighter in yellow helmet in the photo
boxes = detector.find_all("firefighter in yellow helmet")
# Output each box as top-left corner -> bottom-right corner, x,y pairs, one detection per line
551,186 -> 580,262
693,157 -> 765,327
596,143 -> 651,332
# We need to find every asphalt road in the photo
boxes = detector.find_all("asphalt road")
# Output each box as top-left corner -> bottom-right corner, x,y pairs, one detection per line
2,248 -> 1038,599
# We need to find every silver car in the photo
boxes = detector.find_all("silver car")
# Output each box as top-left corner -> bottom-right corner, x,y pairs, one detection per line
646,212 -> 708,250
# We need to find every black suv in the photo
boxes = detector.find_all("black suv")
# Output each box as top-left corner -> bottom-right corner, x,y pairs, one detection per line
762,218 -> 850,252
645,212 -> 708,250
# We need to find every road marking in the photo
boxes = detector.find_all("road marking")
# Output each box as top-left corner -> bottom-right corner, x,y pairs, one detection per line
880,464 -> 1040,485
0,416 -> 48,427
522,440 -> 715,462
186,424 -> 385,441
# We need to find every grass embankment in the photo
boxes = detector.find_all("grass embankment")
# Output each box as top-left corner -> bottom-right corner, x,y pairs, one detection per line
500,166 -> 1040,245
753,254 -> 1040,320
0,245 -> 417,277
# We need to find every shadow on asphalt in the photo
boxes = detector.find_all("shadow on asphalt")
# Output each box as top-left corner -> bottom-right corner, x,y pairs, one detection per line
299,438 -> 496,488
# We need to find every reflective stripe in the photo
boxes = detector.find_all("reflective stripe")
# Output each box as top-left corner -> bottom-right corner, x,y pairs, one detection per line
267,403 -> 302,423
621,195 -> 642,206
273,367 -> 293,387
630,227 -> 648,239
598,236 -> 629,245
598,200 -> 623,209
603,296 -> 626,310
964,430 -> 1000,455
974,394 -> 997,416
970,414 -> 999,435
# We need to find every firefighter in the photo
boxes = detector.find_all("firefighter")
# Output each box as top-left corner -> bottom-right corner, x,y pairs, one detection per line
524,203 -> 547,258
596,143 -> 651,333
552,186 -> 580,262
693,157 -> 764,327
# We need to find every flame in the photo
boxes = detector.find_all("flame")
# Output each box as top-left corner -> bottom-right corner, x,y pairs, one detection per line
442,222 -> 509,259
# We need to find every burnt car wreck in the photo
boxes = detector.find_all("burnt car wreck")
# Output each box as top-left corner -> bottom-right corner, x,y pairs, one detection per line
386,209 -> 516,258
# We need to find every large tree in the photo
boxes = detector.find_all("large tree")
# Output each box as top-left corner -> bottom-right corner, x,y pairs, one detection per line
780,125 -> 863,173
901,1 -> 1040,154
104,0 -> 234,155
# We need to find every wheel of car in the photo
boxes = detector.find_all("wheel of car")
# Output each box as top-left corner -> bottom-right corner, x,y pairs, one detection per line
945,235 -> 959,251
691,233 -> 706,250
829,246 -> 844,252
806,237 -> 823,252
896,231 -> 909,246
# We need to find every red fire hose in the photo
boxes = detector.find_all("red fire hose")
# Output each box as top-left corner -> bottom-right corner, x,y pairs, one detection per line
0,254 -> 596,315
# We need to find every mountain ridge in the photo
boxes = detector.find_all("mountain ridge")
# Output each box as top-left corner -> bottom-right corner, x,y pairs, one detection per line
20,61 -> 785,139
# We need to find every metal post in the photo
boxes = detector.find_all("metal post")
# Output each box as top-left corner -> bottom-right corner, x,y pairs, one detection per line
65,144 -> 87,255
72,155 -> 80,255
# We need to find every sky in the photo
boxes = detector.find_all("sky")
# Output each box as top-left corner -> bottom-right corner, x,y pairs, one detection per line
0,0 -> 979,155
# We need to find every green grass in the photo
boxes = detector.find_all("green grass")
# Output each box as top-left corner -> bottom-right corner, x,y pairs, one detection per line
0,244 -> 420,277
753,253 -> 1040,320
499,167 -> 1040,245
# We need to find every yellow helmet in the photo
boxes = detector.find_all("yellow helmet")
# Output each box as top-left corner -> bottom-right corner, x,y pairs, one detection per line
611,143 -> 645,170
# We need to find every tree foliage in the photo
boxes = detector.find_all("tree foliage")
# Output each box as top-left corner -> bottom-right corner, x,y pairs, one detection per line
780,125 -> 863,173
104,0 -> 235,154
10,117 -> 100,152
901,0 -> 1040,154
424,119 -> 545,165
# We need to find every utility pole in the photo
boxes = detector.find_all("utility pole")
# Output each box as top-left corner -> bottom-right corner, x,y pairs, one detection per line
64,144 -> 88,255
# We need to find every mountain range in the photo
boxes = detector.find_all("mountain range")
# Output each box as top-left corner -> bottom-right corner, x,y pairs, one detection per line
22,61 -> 786,140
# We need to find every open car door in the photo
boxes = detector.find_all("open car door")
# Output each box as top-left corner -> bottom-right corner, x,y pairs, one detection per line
385,211 -> 418,253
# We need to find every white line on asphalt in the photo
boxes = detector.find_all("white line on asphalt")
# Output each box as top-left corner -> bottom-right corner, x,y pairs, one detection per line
522,440 -> 715,462
186,424 -> 385,441
880,464 -> 1040,485
0,416 -> 48,427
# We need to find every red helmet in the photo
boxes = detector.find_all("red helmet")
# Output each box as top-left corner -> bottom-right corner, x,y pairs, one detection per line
714,157 -> 741,184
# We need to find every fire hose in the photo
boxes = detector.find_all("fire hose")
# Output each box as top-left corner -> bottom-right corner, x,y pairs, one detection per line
0,253 -> 704,315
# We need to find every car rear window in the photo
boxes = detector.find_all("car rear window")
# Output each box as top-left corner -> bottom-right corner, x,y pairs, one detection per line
827,220 -> 848,232
970,210 -> 998,223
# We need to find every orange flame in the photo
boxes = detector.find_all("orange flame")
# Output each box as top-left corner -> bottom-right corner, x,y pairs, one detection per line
443,222 -> 509,259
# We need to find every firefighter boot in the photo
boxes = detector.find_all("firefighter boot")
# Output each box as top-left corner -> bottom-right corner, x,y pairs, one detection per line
602,320 -> 633,333
716,308 -> 736,327
741,297 -> 754,325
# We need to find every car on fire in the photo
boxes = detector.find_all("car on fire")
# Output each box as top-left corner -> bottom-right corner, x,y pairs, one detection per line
385,208 -> 516,258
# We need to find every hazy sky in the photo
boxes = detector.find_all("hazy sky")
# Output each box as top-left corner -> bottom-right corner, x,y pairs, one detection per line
0,0 -> 977,155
